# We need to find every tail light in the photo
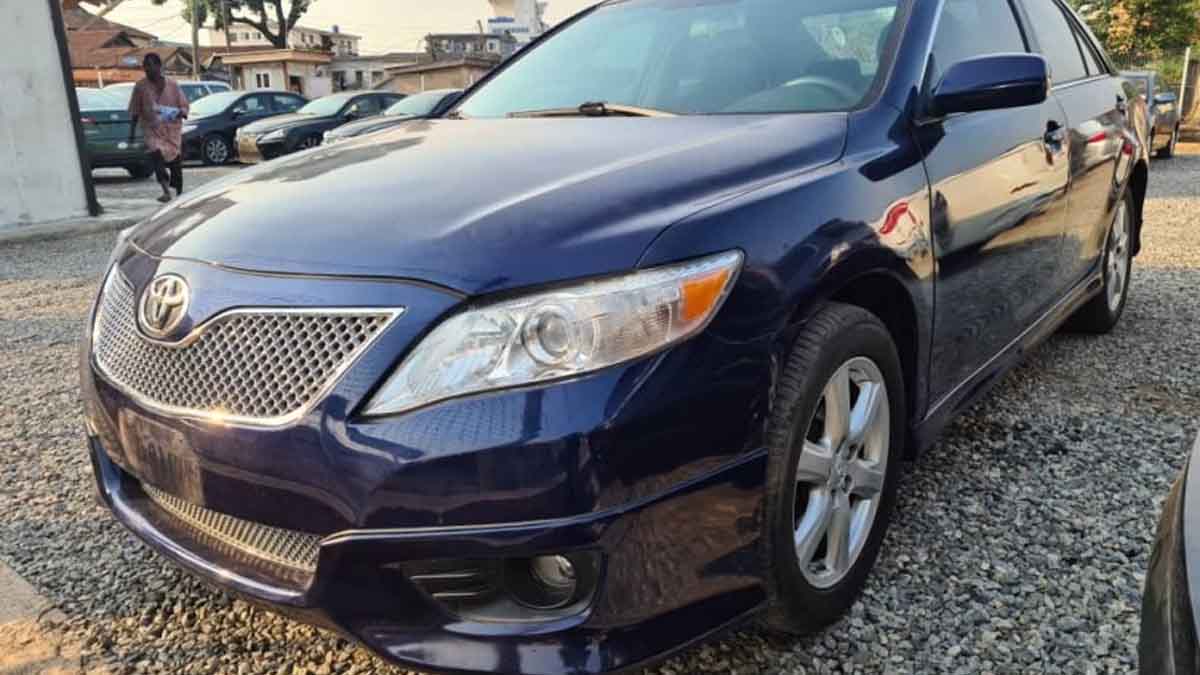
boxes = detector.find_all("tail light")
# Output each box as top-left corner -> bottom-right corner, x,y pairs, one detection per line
81,117 -> 97,126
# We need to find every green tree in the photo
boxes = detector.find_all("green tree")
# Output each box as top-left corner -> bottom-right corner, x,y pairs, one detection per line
1071,0 -> 1199,62
151,0 -> 316,49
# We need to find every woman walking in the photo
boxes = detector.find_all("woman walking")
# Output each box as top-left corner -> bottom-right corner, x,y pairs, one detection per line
127,53 -> 189,203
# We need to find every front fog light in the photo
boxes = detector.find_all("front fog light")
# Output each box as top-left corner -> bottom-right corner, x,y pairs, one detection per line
506,553 -> 596,610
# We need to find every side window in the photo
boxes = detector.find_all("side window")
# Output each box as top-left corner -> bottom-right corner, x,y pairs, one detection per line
181,85 -> 207,102
347,97 -> 381,116
1069,20 -> 1107,77
272,95 -> 304,112
234,95 -> 268,114
1021,0 -> 1089,84
932,0 -> 1026,81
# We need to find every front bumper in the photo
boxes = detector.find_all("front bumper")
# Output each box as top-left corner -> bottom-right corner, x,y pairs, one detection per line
81,251 -> 775,674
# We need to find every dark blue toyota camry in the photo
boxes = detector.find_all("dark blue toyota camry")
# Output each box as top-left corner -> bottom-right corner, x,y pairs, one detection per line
81,0 -> 1148,672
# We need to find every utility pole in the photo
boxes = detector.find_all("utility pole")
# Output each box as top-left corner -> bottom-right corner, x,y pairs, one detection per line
191,0 -> 200,79
220,0 -> 230,49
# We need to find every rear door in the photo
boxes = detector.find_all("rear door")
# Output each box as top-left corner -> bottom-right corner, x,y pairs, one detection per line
1018,0 -> 1127,290
919,0 -> 1072,403
271,94 -> 306,114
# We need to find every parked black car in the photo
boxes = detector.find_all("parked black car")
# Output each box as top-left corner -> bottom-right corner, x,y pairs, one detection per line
1141,434 -> 1200,673
1122,70 -> 1181,158
323,89 -> 463,144
236,91 -> 403,163
77,87 -> 150,178
180,90 -> 308,165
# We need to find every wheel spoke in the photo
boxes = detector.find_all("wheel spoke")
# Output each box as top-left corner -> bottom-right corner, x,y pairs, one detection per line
825,492 -> 852,574
847,382 -> 883,449
848,459 -> 885,498
796,441 -> 834,485
823,366 -> 851,449
794,492 -> 833,564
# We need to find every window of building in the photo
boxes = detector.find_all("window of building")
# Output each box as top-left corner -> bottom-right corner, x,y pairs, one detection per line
255,72 -> 272,88
487,40 -> 498,52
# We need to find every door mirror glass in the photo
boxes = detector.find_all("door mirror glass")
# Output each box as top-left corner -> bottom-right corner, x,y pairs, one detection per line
932,53 -> 1049,116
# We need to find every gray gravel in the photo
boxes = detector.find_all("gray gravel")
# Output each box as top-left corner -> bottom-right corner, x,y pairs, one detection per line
2,152 -> 1199,674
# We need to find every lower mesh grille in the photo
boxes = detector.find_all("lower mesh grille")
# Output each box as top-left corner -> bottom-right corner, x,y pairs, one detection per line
143,485 -> 322,573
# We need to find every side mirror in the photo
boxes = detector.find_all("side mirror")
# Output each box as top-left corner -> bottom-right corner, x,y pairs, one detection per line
932,53 -> 1049,116
230,109 -> 243,119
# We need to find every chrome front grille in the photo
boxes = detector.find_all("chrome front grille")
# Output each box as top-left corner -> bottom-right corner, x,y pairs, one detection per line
144,484 -> 322,573
92,272 -> 397,425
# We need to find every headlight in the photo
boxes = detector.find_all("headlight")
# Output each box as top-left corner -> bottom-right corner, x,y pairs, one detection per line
259,128 -> 287,143
364,250 -> 743,416
181,124 -> 197,135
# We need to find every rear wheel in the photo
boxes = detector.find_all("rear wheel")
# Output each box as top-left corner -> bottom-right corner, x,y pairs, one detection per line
762,303 -> 905,635
1158,125 -> 1179,159
202,134 -> 231,165
1066,191 -> 1134,333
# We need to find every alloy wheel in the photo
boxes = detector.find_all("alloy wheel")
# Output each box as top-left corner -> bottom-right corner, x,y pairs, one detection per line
205,138 -> 229,164
300,136 -> 321,149
792,356 -> 890,589
1106,201 -> 1131,312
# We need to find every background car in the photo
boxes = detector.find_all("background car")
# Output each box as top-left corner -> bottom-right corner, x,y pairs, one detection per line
323,89 -> 462,144
76,87 -> 149,178
236,91 -> 403,163
1140,433 -> 1200,673
181,90 -> 308,165
1122,70 -> 1181,158
104,80 -> 231,106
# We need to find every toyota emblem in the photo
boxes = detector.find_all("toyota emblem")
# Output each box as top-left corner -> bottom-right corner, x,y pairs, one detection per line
139,274 -> 190,338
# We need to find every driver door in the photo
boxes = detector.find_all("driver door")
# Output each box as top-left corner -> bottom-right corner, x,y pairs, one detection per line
916,0 -> 1071,405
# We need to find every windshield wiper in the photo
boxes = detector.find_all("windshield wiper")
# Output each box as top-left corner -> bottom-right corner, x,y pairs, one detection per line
508,101 -> 676,118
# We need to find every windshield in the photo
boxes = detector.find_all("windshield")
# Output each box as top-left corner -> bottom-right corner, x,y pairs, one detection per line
103,83 -> 135,107
458,0 -> 901,118
298,95 -> 356,116
77,88 -> 123,111
386,91 -> 453,117
190,91 -> 241,118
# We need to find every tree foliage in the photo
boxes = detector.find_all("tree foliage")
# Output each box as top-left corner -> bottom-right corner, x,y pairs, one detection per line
1070,0 -> 1200,62
150,0 -> 315,49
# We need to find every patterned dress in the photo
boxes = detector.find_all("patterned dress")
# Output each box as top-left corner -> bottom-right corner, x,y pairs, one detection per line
128,78 -> 189,163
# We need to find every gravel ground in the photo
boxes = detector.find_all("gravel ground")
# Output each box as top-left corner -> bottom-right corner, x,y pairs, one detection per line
2,150 -> 1199,674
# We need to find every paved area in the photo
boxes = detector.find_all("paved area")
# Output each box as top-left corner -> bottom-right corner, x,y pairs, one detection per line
0,149 -> 1198,673
0,165 -> 243,246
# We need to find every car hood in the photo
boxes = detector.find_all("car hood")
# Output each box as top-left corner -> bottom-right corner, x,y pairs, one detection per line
240,113 -> 325,133
132,115 -> 847,294
329,115 -> 414,138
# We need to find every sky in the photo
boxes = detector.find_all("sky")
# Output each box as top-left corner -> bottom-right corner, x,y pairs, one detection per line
105,0 -> 596,54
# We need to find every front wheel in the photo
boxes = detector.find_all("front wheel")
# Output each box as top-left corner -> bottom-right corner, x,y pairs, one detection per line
762,303 -> 905,635
202,134 -> 231,165
1066,191 -> 1134,333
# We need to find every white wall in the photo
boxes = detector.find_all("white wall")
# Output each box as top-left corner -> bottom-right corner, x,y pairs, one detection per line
0,1 -> 88,229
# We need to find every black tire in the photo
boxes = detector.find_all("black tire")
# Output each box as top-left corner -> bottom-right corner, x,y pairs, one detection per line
298,134 -> 323,151
1065,190 -> 1134,334
201,134 -> 231,165
762,302 -> 906,635
125,164 -> 152,180
1158,125 -> 1179,159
